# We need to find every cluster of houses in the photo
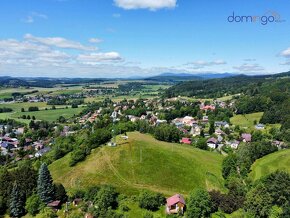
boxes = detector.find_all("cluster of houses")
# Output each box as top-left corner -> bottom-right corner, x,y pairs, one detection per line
75,97 -> 285,151
79,109 -> 102,123
0,125 -> 51,161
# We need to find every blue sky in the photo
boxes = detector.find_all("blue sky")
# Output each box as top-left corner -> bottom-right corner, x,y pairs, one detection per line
0,0 -> 289,78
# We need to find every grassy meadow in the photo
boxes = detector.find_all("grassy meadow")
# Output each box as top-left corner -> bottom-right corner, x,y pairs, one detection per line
49,132 -> 225,197
249,149 -> 290,181
230,112 -> 263,128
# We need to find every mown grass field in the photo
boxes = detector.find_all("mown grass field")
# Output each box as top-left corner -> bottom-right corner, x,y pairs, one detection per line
50,132 -> 225,197
0,106 -> 84,123
249,149 -> 290,181
230,112 -> 263,128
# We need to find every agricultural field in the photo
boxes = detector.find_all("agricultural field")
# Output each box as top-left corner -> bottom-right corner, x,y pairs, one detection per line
49,132 -> 225,197
0,103 -> 84,123
0,102 -> 48,112
249,149 -> 290,181
0,86 -> 84,99
11,107 -> 84,122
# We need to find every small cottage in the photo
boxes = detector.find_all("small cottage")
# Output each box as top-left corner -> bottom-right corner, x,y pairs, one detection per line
166,194 -> 186,214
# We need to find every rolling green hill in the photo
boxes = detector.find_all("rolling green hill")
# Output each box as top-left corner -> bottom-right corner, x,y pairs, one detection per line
49,132 -> 225,196
249,149 -> 290,181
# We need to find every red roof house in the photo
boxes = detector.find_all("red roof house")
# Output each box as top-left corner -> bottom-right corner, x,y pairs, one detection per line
166,194 -> 186,214
180,138 -> 192,144
202,105 -> 216,111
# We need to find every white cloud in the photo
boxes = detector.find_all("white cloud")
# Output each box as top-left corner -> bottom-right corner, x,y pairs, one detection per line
22,12 -> 47,23
233,63 -> 265,72
185,59 -> 227,69
24,34 -> 96,51
77,52 -> 123,64
0,35 -> 130,77
0,39 -> 71,67
281,47 -> 290,57
89,38 -> 103,43
114,0 -> 177,10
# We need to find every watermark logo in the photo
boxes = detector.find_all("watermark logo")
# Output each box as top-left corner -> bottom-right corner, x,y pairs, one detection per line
227,11 -> 285,25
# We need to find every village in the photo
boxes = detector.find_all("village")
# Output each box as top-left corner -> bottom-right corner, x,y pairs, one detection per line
1,92 -> 285,167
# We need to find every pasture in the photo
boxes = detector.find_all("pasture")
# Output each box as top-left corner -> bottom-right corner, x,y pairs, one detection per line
49,132 -> 225,196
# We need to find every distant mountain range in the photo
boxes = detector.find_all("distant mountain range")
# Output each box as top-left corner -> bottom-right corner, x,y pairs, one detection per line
0,71 -> 289,88
144,72 -> 240,82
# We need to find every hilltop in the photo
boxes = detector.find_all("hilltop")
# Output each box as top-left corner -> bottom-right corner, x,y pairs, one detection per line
49,132 -> 224,196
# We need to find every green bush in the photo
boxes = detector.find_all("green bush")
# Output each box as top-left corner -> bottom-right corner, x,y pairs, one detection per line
138,191 -> 165,211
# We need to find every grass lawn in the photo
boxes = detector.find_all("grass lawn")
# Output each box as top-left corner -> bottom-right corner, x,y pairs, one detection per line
249,149 -> 290,181
50,132 -> 225,197
230,112 -> 263,128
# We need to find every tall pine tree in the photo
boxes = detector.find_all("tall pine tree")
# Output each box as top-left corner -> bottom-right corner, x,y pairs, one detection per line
10,182 -> 25,218
37,163 -> 55,204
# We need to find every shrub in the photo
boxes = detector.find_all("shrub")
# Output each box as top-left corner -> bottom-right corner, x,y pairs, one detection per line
69,149 -> 87,167
25,193 -> 44,216
138,191 -> 165,211
28,106 -> 39,112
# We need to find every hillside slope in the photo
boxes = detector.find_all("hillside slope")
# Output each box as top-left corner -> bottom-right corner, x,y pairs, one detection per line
249,149 -> 290,181
49,132 -> 224,196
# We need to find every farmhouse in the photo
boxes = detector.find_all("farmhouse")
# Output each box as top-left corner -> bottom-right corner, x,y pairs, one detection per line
166,194 -> 186,214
